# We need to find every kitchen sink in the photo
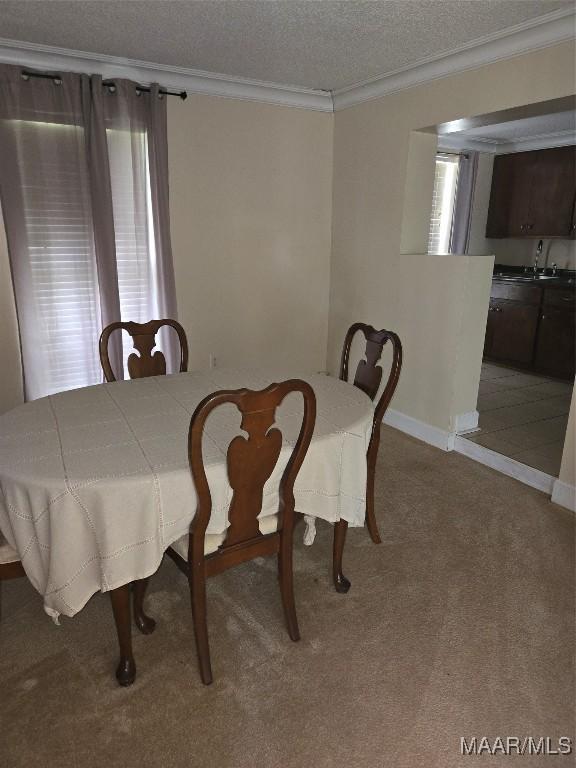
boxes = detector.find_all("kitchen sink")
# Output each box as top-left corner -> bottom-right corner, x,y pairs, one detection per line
495,274 -> 559,282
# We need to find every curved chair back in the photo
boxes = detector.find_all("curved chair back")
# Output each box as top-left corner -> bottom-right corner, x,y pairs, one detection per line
179,379 -> 316,684
99,319 -> 188,382
340,322 -> 402,439
188,379 -> 316,556
339,322 -> 403,544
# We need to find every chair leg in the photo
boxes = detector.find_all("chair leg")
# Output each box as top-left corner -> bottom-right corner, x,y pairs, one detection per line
132,578 -> 156,635
333,520 -> 351,593
278,531 -> 300,642
365,465 -> 382,544
189,561 -> 213,685
109,584 -> 136,686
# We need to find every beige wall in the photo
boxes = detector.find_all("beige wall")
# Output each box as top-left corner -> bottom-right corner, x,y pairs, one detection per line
385,253 -> 493,431
558,386 -> 575,489
168,95 -> 333,373
400,131 -> 437,255
329,41 -> 576,436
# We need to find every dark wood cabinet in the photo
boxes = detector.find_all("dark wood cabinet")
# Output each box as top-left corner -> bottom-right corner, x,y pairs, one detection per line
484,299 -> 539,364
485,154 -> 517,237
484,280 -> 576,380
486,146 -> 576,239
534,289 -> 576,379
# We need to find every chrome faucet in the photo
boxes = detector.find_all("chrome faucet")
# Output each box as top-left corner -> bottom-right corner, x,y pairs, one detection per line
551,262 -> 558,276
533,240 -> 543,275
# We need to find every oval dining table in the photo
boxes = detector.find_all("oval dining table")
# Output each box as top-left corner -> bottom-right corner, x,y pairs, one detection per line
0,367 -> 374,684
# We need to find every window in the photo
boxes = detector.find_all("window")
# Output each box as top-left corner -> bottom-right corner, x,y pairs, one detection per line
106,128 -> 161,376
6,120 -> 160,395
8,119 -> 103,396
0,67 -> 176,402
428,153 -> 459,255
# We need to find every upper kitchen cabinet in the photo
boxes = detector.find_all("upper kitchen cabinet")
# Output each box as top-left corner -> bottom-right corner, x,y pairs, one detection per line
486,145 -> 576,238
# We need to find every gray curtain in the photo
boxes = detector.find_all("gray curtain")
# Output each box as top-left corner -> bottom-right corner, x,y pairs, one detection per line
0,66 -> 104,399
98,77 -> 178,373
449,151 -> 479,255
0,63 -> 178,397
147,84 -> 179,371
83,73 -> 123,379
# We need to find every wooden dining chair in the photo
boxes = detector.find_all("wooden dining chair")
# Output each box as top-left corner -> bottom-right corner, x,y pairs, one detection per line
334,323 -> 402,584
0,531 -> 25,619
99,319 -> 189,382
167,379 -> 316,685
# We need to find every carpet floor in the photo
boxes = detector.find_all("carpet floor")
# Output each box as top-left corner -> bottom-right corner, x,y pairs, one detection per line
0,426 -> 573,768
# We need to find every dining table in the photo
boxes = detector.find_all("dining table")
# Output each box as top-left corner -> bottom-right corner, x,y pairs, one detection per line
0,367 -> 374,682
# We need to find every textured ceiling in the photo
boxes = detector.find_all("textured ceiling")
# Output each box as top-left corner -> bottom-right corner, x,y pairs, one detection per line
0,1 -> 571,91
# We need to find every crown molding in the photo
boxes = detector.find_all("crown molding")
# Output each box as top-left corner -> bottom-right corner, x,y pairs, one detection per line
439,128 -> 575,154
332,8 -> 575,111
0,37 -> 334,113
0,7 -> 573,115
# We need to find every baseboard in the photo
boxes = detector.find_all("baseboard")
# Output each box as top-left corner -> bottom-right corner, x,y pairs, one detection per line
454,410 -> 479,435
384,409 -> 456,451
454,436 -> 555,494
384,408 -> 570,504
551,479 -> 576,512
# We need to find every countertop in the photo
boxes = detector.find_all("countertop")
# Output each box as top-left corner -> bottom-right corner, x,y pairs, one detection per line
492,265 -> 575,290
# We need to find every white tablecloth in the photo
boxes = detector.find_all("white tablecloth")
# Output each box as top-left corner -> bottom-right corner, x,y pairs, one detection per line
0,369 -> 373,619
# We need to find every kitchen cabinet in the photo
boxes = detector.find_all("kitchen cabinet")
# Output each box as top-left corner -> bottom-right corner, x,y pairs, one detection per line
484,292 -> 540,365
484,279 -> 576,380
486,146 -> 576,238
534,289 -> 576,379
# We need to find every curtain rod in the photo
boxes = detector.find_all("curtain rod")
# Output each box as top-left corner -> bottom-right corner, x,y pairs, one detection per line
21,69 -> 187,100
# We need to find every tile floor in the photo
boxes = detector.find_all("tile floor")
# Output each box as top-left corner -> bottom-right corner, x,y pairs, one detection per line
464,361 -> 573,476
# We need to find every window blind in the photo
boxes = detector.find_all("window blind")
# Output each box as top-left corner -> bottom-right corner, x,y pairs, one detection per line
5,120 -> 161,393
106,128 -> 160,375
13,120 -> 102,395
428,154 -> 459,255
0,65 -> 177,400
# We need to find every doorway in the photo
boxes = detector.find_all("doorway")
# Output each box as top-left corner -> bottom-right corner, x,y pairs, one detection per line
428,97 -> 575,483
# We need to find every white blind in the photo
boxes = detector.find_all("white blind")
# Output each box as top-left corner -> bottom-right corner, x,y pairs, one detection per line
106,128 -> 160,376
428,154 -> 459,255
8,119 -> 159,395
14,120 -> 102,395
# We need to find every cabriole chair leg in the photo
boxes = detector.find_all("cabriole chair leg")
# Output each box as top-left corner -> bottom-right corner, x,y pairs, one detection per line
332,520 -> 351,593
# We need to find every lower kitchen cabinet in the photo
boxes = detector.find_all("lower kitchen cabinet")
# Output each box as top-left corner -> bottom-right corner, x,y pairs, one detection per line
484,299 -> 539,365
484,279 -> 576,380
534,292 -> 576,380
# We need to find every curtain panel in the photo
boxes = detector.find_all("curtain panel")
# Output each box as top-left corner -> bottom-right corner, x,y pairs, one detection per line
0,64 -> 178,399
449,151 -> 479,255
